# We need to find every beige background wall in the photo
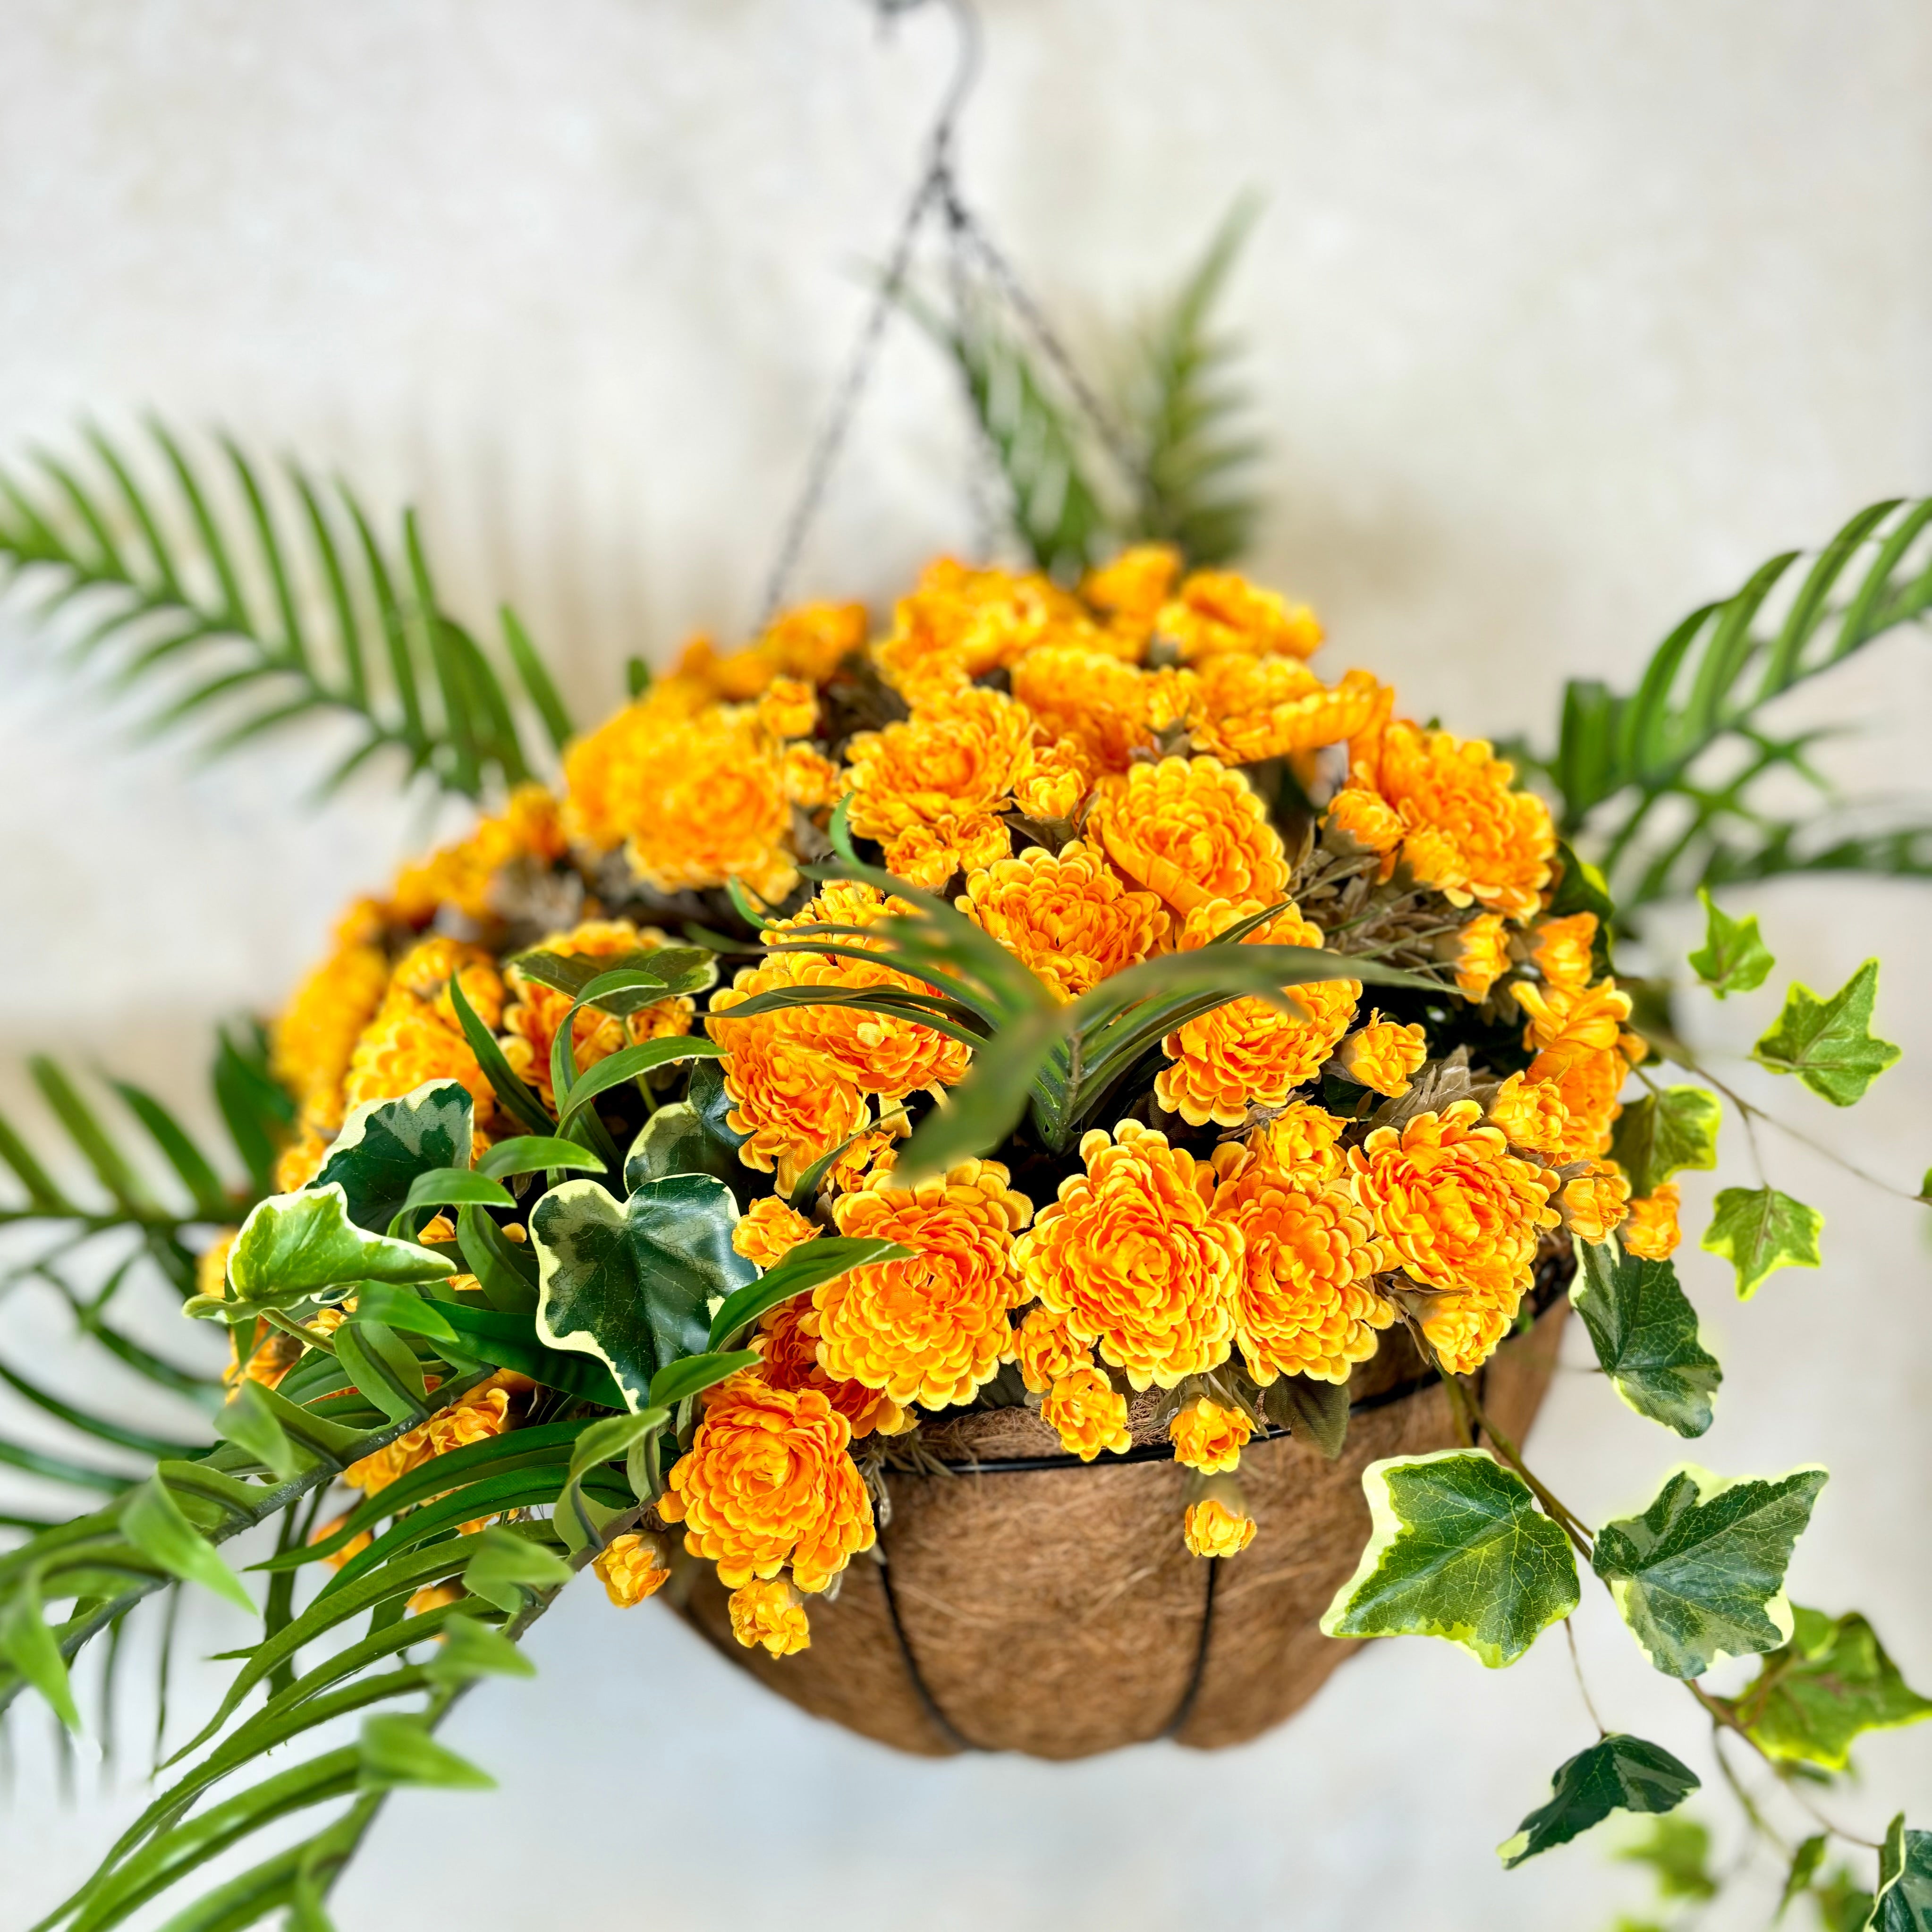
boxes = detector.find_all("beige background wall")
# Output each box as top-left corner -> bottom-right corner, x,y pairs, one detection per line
2,3 -> 1930,1927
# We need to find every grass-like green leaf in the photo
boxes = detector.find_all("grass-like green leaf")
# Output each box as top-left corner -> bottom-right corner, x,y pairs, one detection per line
1497,1734 -> 1699,1869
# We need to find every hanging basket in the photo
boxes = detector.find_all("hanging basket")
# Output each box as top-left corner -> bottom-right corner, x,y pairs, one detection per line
672,1247 -> 1573,1760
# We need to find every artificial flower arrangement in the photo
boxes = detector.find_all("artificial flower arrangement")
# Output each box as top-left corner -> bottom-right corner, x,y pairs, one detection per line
3,329 -> 1932,1929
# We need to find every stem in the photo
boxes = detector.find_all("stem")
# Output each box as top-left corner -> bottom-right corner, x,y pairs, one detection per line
263,1308 -> 338,1355
1693,1062 -> 1918,1202
1449,1372 -> 1593,1557
1563,1618 -> 1608,1738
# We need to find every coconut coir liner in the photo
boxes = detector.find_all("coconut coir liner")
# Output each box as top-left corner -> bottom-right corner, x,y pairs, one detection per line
674,1258 -> 1572,1760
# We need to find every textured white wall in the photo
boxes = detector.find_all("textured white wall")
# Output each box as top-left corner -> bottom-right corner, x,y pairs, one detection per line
2,3 -> 1930,1928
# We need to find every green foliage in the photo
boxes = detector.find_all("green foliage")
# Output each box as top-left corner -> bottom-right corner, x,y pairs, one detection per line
1592,1464 -> 1828,1678
1610,1086 -> 1721,1200
1570,1240 -> 1721,1438
623,1103 -> 738,1190
196,1185 -> 451,1318
1719,1606 -> 1932,1771
1524,498 -> 1932,916
1779,1836 -> 1830,1921
1113,194 -> 1266,567
1259,1373 -> 1351,1461
1752,960 -> 1900,1107
1497,1735 -> 1699,1868
356,1712 -> 493,1791
1873,1821 -> 1932,1932
706,1235 -> 912,1351
1319,1450 -> 1579,1668
1701,1186 -> 1824,1299
1618,1814 -> 1719,1903
0,422 -> 574,800
1687,888 -> 1775,997
309,1081 -> 475,1233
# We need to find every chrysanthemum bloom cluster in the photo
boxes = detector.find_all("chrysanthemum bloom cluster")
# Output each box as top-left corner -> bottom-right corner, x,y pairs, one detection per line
269,551 -> 1652,1633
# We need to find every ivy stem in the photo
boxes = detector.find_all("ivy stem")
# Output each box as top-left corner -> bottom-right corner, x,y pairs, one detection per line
262,1309 -> 338,1355
1444,1372 -> 1594,1558
1563,1618 -> 1608,1739
1688,1061 -> 1917,1203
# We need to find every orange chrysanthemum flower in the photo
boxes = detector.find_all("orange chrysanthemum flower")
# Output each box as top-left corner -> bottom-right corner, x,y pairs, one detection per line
271,899 -> 391,1136
343,1379 -> 517,1497
1168,1398 -> 1252,1474
1157,569 -> 1322,662
681,602 -> 866,701
341,938 -> 503,1125
1183,1494 -> 1258,1558
1250,1102 -> 1350,1183
1086,756 -> 1289,916
1560,1160 -> 1632,1243
1009,647 -> 1190,773
753,1294 -> 907,1441
1014,1120 -> 1241,1390
1530,913 -> 1599,991
1526,1042 -> 1629,1162
1040,1362 -> 1132,1460
1081,543 -> 1181,649
1486,1070 -> 1572,1156
732,1195 -> 820,1271
841,686 -> 1037,886
1011,1305 -> 1090,1394
874,558 -> 1105,696
499,919 -> 694,1107
1212,1138 -> 1392,1384
659,1373 -> 874,1593
821,1160 -> 1034,1409
1010,734 -> 1094,822
1346,1100 -> 1561,1374
1154,901 -> 1359,1127
1324,785 -> 1404,877
1622,1181 -> 1682,1260
1187,657 -> 1385,766
1345,719 -> 1556,921
1514,977 -> 1633,1056
703,1004 -> 873,1193
1335,1011 -> 1429,1098
390,784 -> 568,926
593,1532 -> 672,1608
729,1578 -> 812,1657
956,840 -> 1169,1001
1452,913 -> 1511,1003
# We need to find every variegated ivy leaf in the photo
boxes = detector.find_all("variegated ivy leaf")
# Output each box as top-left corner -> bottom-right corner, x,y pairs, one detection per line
530,1175 -> 753,1411
197,1183 -> 452,1315
1497,1734 -> 1700,1868
1571,1240 -> 1721,1438
1701,1186 -> 1822,1300
309,1079 -> 474,1233
1686,888 -> 1774,998
1751,959 -> 1900,1106
1320,1450 -> 1579,1668
1873,1817 -> 1932,1932
1720,1606 -> 1932,1771
1592,1464 -> 1828,1679
623,1103 -> 737,1192
1610,1086 -> 1720,1201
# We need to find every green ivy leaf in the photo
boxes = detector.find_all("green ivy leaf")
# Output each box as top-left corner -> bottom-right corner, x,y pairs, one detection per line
1592,1464 -> 1828,1678
1571,1240 -> 1721,1437
623,1103 -> 737,1191
530,1176 -> 753,1411
1319,1450 -> 1579,1668
357,1713 -> 495,1791
1701,1186 -> 1823,1300
1619,1815 -> 1718,1904
1751,960 -> 1901,1106
204,1184 -> 451,1314
1610,1087 -> 1721,1200
121,1474 -> 257,1613
1872,1819 -> 1932,1932
1779,1835 -> 1830,1921
309,1080 -> 474,1232
1722,1607 -> 1932,1771
1686,888 -> 1775,997
1497,1734 -> 1700,1868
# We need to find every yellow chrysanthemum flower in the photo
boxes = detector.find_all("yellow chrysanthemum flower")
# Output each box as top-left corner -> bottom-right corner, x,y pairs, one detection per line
1560,1160 -> 1632,1243
593,1532 -> 672,1608
1157,569 -> 1322,662
1346,1100 -> 1561,1375
1323,784 -> 1405,877
729,1578 -> 813,1657
1486,1069 -> 1572,1156
1009,647 -> 1190,773
820,1159 -> 1033,1410
1525,1042 -> 1629,1162
1212,1137 -> 1392,1384
1514,977 -> 1633,1055
1452,913 -> 1511,1003
753,1295 -> 907,1442
342,1379 -> 518,1497
874,558 -> 1105,696
1011,1305 -> 1090,1395
1168,1397 -> 1252,1474
1080,542 -> 1180,650
389,784 -> 568,926
841,686 -> 1038,887
1334,1011 -> 1429,1098
499,919 -> 694,1107
1246,1102 -> 1350,1185
659,1373 -> 874,1594
340,938 -> 504,1125
1154,901 -> 1359,1127
1086,755 -> 1290,916
955,840 -> 1169,1002
1014,1120 -> 1241,1390
732,1194 -> 820,1271
680,602 -> 866,701
1345,718 -> 1556,921
1182,1494 -> 1258,1558
271,899 -> 391,1136
1530,912 -> 1599,991
1622,1181 -> 1682,1260
1187,658 -> 1384,766
1040,1362 -> 1133,1460
704,1004 -> 873,1194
